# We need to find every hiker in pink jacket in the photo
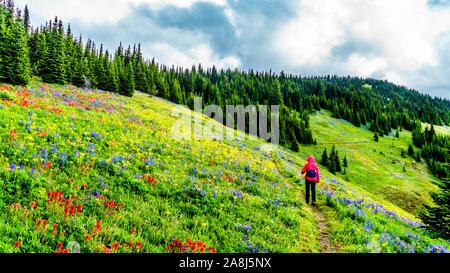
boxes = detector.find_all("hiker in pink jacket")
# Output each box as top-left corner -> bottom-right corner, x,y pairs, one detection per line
301,156 -> 320,205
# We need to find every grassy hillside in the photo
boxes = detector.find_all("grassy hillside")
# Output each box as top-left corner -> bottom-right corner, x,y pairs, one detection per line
299,110 -> 443,215
0,78 -> 448,253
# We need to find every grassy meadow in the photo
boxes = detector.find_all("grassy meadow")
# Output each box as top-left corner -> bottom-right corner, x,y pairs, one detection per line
0,78 -> 448,253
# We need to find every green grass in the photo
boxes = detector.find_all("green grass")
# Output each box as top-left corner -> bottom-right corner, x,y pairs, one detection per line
0,78 -> 448,253
297,110 -> 443,216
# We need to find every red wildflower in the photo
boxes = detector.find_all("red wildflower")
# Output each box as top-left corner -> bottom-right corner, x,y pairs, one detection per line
131,228 -> 135,236
52,224 -> 57,236
43,220 -> 48,231
112,242 -> 119,252
36,219 -> 42,230
77,205 -> 82,213
14,241 -> 20,248
136,242 -> 142,252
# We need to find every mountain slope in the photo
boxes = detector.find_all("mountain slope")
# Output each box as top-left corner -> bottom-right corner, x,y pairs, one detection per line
0,78 -> 448,253
300,110 -> 444,215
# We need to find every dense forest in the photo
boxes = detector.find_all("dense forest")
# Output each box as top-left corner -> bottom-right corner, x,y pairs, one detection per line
1,0 -> 449,239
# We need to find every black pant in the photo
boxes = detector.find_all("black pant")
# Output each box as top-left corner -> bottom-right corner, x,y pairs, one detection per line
305,180 -> 316,204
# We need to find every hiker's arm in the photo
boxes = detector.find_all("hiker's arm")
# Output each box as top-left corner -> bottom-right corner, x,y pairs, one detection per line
316,166 -> 320,183
301,164 -> 307,174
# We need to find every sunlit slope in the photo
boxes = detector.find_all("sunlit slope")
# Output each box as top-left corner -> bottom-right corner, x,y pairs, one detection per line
299,110 -> 443,215
0,78 -> 448,253
0,78 -> 320,253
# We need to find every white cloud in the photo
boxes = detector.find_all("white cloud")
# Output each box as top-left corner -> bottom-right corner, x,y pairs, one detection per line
275,0 -> 450,87
346,54 -> 386,78
144,42 -> 240,70
15,0 -> 226,23
275,0 -> 350,65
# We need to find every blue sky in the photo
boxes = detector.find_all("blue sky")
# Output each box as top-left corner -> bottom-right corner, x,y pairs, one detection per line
15,0 -> 450,99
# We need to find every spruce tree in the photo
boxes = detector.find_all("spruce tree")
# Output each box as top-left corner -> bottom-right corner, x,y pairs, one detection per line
117,60 -> 134,97
408,144 -> 414,157
72,58 -> 87,87
134,61 -> 149,93
0,4 -> 31,85
41,17 -> 66,84
320,148 -> 329,167
420,179 -> 450,239
354,112 -> 361,127
329,145 -> 337,174
334,149 -> 342,173
23,4 -> 29,33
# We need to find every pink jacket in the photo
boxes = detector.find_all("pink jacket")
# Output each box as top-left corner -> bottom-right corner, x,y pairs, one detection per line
301,156 -> 320,182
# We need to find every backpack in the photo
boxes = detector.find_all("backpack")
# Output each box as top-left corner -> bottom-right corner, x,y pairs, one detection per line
306,165 -> 317,178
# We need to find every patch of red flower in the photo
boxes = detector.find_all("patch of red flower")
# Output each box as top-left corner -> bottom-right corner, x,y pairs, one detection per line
36,219 -> 42,230
37,130 -> 48,136
221,173 -> 233,182
14,241 -> 21,248
136,242 -> 142,252
47,191 -> 84,220
55,242 -> 71,253
48,107 -> 63,114
167,238 -> 216,253
52,224 -> 58,236
30,201 -> 38,208
112,242 -> 119,252
9,130 -> 18,140
141,174 -> 157,186
44,162 -> 52,170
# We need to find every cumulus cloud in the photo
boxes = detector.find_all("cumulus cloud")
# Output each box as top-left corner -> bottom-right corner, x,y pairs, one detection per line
13,0 -> 450,98
275,0 -> 450,97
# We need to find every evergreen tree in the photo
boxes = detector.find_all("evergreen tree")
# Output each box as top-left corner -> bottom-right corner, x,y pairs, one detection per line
320,148 -> 329,167
415,151 -> 421,162
354,112 -> 361,127
41,17 -> 66,84
28,29 -> 45,75
408,144 -> 414,157
118,61 -> 134,97
23,4 -> 29,33
420,180 -> 450,239
268,78 -> 283,106
334,149 -> 342,173
329,145 -> 337,174
0,4 -> 31,85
